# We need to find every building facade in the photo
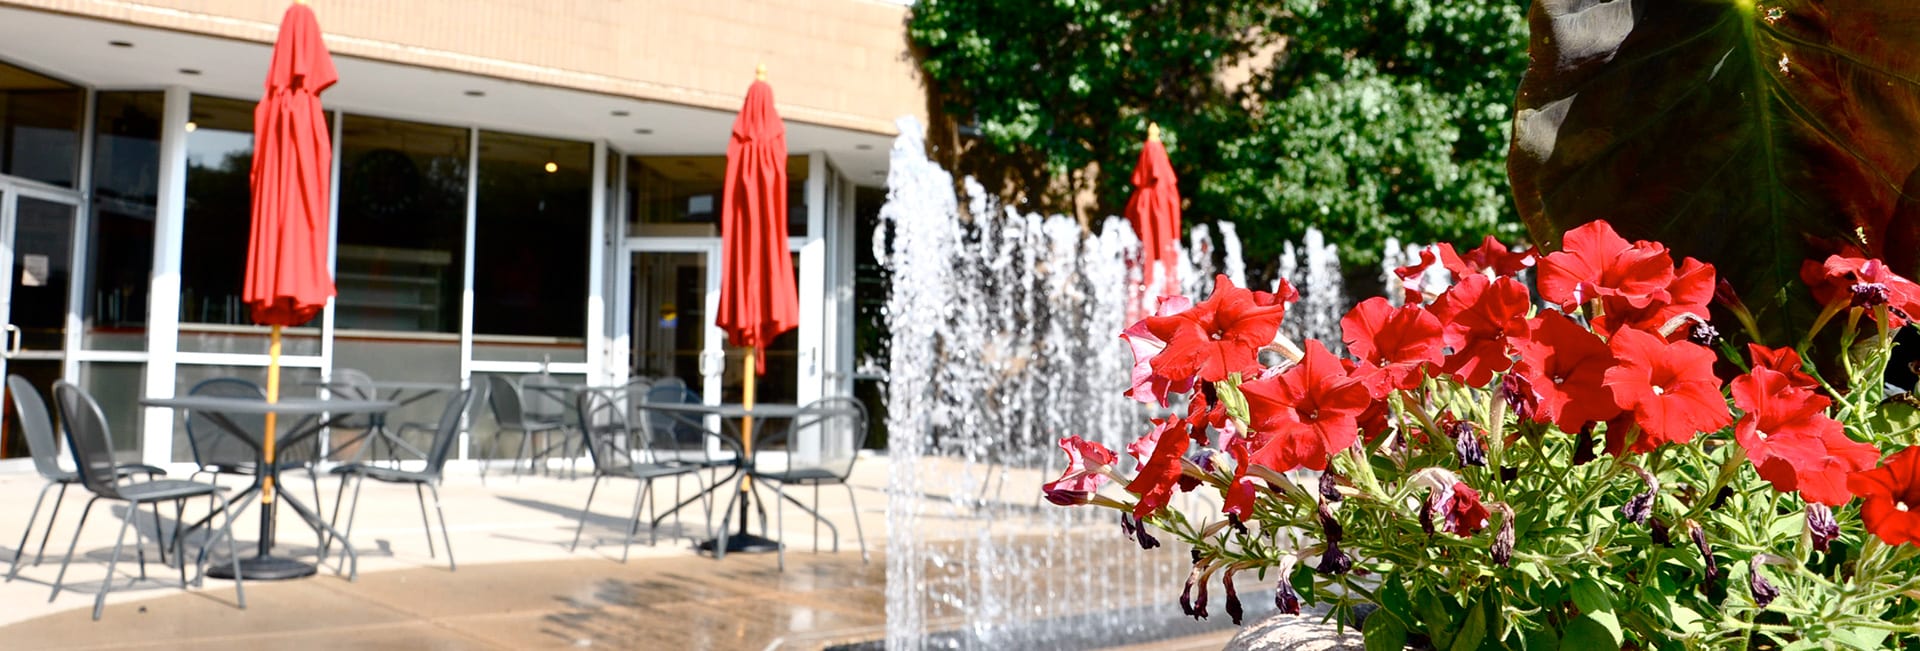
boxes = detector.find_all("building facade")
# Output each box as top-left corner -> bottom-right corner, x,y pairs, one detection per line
0,0 -> 916,468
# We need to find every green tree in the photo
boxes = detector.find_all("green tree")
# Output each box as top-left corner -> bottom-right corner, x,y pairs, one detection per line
908,0 -> 1530,274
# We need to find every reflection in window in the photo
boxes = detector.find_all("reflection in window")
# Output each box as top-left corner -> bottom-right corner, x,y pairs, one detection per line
627,155 -> 809,238
336,115 -> 468,333
473,130 -> 591,339
181,95 -> 282,325
0,60 -> 82,187
85,92 -> 163,347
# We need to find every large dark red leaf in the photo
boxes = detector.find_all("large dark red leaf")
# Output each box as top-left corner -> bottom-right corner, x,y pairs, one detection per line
1509,0 -> 1920,343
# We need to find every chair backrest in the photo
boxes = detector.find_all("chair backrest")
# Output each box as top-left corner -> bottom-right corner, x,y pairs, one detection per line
777,397 -> 869,481
185,378 -> 266,470
330,368 -> 378,428
421,387 -> 477,477
51,381 -> 124,499
642,382 -> 703,449
575,388 -> 636,472
485,374 -> 530,428
8,375 -> 68,479
519,374 -> 567,423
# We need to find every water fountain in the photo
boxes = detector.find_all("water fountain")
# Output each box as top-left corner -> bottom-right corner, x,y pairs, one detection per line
874,117 -> 1349,649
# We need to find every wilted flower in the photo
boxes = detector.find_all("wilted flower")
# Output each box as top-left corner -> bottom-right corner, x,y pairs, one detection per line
1275,577 -> 1302,615
1492,503 -> 1516,567
1427,481 -> 1491,537
1807,503 -> 1839,553
1316,542 -> 1353,575
1689,521 -> 1719,580
1686,320 -> 1719,346
1223,569 -> 1244,625
1650,517 -> 1672,547
1451,420 -> 1488,467
1573,424 -> 1598,466
1319,471 -> 1343,503
1622,464 -> 1658,526
1852,282 -> 1892,308
1749,564 -> 1780,608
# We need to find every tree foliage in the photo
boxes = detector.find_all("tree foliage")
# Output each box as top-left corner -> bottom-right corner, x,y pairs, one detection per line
907,0 -> 1531,273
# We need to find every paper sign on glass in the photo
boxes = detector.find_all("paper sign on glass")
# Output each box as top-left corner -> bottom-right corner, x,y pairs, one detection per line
20,254 -> 48,287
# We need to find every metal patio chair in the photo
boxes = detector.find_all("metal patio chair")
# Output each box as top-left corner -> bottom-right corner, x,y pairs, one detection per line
48,381 -> 247,620
481,375 -> 568,481
328,387 -> 476,571
5,375 -> 166,582
750,396 -> 871,571
570,387 -> 725,562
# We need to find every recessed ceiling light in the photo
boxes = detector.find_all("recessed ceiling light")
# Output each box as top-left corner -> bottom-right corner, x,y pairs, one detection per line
109,41 -> 133,48
634,128 -> 653,135
544,162 -> 559,173
855,144 -> 874,151
611,110 -> 630,117
184,122 -> 198,133
464,90 -> 486,97
179,68 -> 202,76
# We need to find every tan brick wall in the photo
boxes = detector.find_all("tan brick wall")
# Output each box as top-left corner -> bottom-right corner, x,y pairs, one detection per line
2,0 -> 921,134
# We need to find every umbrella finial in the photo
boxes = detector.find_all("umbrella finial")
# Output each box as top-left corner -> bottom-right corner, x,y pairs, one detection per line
756,63 -> 767,81
1147,122 -> 1161,143
293,0 -> 306,4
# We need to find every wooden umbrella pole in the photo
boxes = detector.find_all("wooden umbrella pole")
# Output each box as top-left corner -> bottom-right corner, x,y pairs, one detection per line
741,347 -> 755,493
263,324 -> 281,504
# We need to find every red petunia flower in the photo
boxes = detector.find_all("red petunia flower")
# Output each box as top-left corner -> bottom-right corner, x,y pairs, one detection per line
1801,255 -> 1920,326
1341,297 -> 1444,391
1733,366 -> 1879,506
1239,340 -> 1373,472
1431,481 -> 1491,537
1848,446 -> 1920,545
1748,344 -> 1819,391
1222,438 -> 1259,520
1430,274 -> 1531,387
1043,435 -> 1119,506
1539,221 -> 1676,310
1143,275 -> 1289,384
1393,247 -> 1443,303
1121,295 -> 1196,406
1124,418 -> 1192,519
1440,235 -> 1536,280
1592,257 -> 1716,338
1602,328 -> 1732,454
1510,311 -> 1620,431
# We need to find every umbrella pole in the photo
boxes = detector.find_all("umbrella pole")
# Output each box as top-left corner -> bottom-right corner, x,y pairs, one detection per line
739,348 -> 755,536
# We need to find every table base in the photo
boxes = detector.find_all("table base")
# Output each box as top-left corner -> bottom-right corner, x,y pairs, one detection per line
206,554 -> 317,581
698,533 -> 782,555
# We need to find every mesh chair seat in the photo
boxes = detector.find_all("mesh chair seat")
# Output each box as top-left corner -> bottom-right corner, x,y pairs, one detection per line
39,463 -> 169,485
329,464 -> 435,484
113,479 -> 223,502
610,463 -> 701,481
753,467 -> 843,484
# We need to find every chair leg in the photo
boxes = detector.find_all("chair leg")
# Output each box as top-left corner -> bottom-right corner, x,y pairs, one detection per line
647,480 -> 659,547
622,480 -> 650,564
91,501 -> 141,620
49,496 -> 98,603
323,471 -> 352,560
776,483 -> 785,572
205,492 -> 246,608
341,475 -> 366,555
8,481 -> 56,582
845,484 -> 869,564
427,483 -> 455,572
147,501 -> 167,569
33,482 -> 69,567
414,483 -> 437,560
174,500 -> 187,588
571,475 -> 601,552
812,483 -> 821,554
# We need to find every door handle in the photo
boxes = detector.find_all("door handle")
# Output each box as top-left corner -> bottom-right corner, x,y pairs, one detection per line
3,324 -> 20,358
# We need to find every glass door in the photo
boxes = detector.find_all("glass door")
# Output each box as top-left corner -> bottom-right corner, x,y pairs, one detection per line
629,246 -> 723,404
0,178 -> 81,461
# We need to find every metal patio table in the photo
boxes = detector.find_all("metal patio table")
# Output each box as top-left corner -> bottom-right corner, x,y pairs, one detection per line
143,396 -> 395,581
303,379 -> 459,462
635,401 -> 854,558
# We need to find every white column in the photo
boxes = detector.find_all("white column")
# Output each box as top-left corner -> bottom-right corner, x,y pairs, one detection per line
458,127 -> 479,459
793,152 -> 828,462
610,155 -> 631,385
586,141 -> 607,385
139,86 -> 191,465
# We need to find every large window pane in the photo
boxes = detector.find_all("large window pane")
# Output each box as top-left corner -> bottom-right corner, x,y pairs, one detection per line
336,115 -> 467,333
0,60 -> 82,187
85,91 -> 163,350
473,130 -> 590,339
627,155 -> 808,238
180,95 -> 270,326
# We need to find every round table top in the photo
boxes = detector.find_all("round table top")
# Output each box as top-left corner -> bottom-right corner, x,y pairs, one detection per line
142,396 -> 397,415
303,379 -> 460,391
635,401 -> 842,419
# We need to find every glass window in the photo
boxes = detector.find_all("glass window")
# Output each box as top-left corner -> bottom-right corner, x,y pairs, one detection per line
180,95 -> 278,326
336,115 -> 468,333
473,130 -> 591,339
84,91 -> 163,350
627,155 -> 808,238
0,60 -> 82,187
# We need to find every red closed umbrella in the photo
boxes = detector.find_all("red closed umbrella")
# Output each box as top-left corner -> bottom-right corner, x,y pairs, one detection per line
709,66 -> 798,554
1125,123 -> 1182,313
244,0 -> 336,507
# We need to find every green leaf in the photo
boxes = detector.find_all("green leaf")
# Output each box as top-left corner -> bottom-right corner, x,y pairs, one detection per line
1379,576 -> 1415,628
1450,599 -> 1488,651
1508,0 -> 1920,344
1831,628 -> 1891,651
1365,613 -> 1409,651
1570,578 -> 1613,614
1560,612 -> 1622,651
1669,604 -> 1704,635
